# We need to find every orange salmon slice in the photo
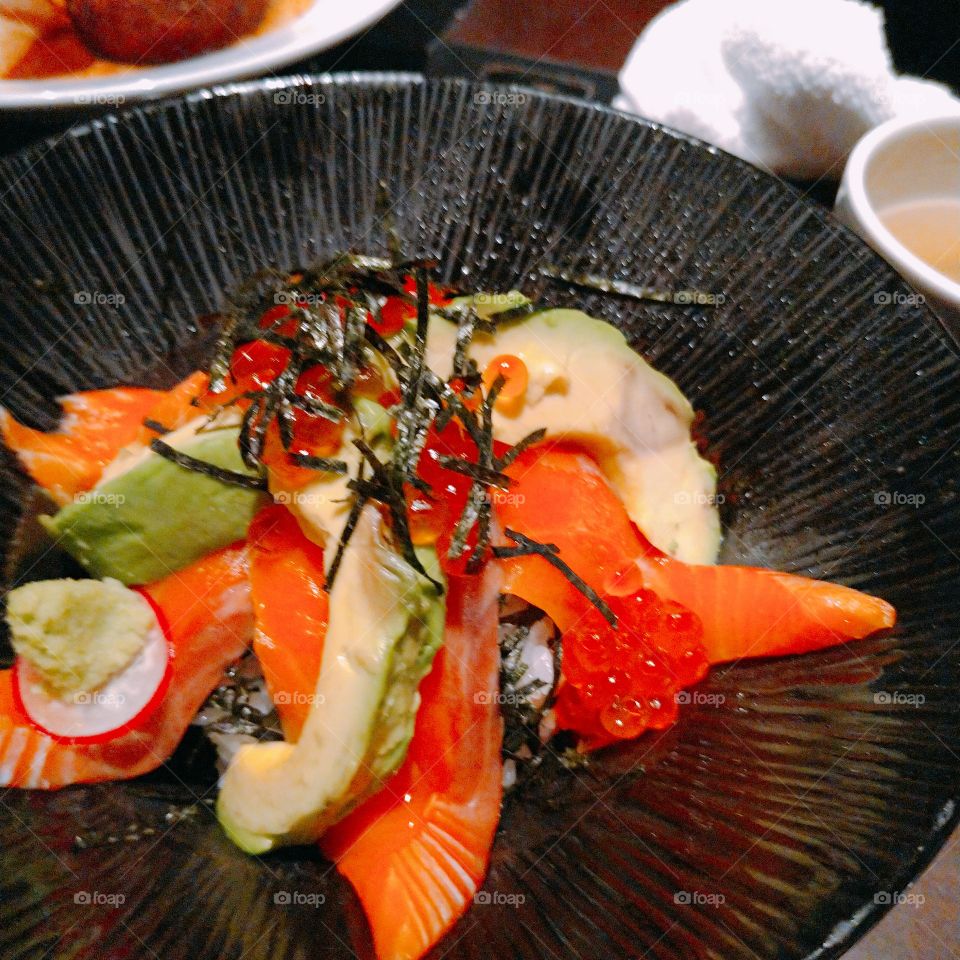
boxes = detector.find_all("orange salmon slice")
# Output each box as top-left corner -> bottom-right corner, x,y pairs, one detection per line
321,565 -> 504,960
1,371 -> 212,506
0,387 -> 164,505
247,504 -> 328,741
133,370 -> 210,444
0,543 -> 252,789
496,446 -> 895,664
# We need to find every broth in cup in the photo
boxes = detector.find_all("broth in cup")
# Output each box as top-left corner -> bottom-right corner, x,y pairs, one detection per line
880,199 -> 960,286
836,114 -> 960,337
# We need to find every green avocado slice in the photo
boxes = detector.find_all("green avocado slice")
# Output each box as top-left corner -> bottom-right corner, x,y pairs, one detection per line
217,504 -> 445,853
425,304 -> 722,564
41,423 -> 267,585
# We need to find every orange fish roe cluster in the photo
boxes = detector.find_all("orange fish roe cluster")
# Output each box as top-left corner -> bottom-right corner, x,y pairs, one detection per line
375,276 -> 452,336
259,365 -> 346,490
556,589 -> 708,748
406,419 -> 476,548
482,354 -> 528,413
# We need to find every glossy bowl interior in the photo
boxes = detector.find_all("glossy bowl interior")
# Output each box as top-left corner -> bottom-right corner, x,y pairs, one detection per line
0,75 -> 959,960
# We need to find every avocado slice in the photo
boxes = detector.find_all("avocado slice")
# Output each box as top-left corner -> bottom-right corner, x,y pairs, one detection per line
426,304 -> 721,564
217,504 -> 445,853
275,402 -> 393,562
42,422 -> 267,585
447,289 -> 530,319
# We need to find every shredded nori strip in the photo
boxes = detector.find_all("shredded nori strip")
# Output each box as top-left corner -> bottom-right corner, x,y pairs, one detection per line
496,427 -> 547,470
141,418 -> 171,435
257,329 -> 299,350
363,322 -> 405,369
209,313 -> 241,395
325,469 -> 368,591
493,529 -> 617,628
150,439 -> 268,490
378,180 -> 404,266
200,255 -> 625,622
277,395 -> 296,450
409,268 -> 431,409
540,266 -> 721,306
442,382 -> 549,572
287,453 -> 348,473
351,437 -> 443,593
487,302 -> 539,324
287,394 -> 344,422
239,394 -> 267,468
448,483 -> 486,563
468,374 -> 505,568
446,375 -> 502,569
450,304 -> 482,378
433,454 -> 510,490
243,392 -> 277,469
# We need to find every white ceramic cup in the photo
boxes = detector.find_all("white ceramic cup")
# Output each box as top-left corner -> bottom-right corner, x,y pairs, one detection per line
835,113 -> 960,338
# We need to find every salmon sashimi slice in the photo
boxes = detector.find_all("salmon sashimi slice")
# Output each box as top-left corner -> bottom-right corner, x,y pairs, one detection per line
0,543 -> 252,789
321,563 -> 504,960
247,504 -> 328,741
133,370 -> 210,444
0,387 -> 164,505
0,371 -> 213,506
496,446 -> 896,664
635,554 -> 897,663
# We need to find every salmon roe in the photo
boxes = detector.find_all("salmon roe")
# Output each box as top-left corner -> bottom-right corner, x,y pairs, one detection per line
225,340 -> 291,399
557,590 -> 708,747
375,277 -> 452,337
406,419 -> 476,547
211,299 -> 401,489
404,380 -> 513,574
258,302 -> 299,337
260,365 -> 347,490
482,355 -> 528,412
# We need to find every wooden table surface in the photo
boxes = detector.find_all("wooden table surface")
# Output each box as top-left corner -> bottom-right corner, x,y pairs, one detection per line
842,828 -> 960,960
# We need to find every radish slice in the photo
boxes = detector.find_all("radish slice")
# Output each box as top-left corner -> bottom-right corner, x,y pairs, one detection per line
12,598 -> 172,745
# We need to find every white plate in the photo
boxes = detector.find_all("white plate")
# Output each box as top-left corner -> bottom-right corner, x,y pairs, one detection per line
0,0 -> 402,113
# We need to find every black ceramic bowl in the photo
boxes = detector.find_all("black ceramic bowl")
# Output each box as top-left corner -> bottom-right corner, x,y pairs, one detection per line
0,75 -> 958,960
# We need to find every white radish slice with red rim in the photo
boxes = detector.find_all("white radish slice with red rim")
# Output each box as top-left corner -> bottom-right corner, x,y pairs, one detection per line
12,589 -> 172,744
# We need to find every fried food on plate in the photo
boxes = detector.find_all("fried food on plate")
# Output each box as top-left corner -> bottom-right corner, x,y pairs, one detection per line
66,0 -> 268,64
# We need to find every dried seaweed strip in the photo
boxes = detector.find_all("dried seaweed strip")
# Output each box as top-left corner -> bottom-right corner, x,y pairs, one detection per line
150,439 -> 268,491
493,529 -> 617,627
